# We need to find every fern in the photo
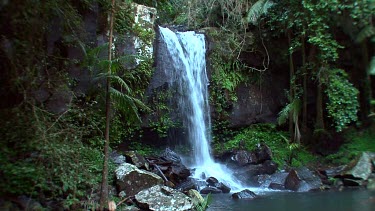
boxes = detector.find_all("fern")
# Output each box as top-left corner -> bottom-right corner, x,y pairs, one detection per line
246,0 -> 274,25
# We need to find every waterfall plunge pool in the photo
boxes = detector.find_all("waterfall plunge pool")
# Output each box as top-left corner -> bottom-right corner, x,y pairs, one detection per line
207,189 -> 375,211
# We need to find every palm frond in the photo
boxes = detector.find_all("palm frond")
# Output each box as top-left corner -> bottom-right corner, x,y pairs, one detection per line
246,0 -> 274,25
356,25 -> 375,43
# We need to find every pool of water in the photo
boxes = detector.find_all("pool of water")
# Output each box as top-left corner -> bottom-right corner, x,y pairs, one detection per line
207,189 -> 375,211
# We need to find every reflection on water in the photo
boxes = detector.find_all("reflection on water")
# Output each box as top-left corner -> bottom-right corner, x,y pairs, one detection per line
208,189 -> 375,211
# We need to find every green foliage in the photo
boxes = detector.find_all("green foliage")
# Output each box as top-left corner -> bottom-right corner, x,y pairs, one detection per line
214,124 -> 316,167
128,142 -> 160,156
325,127 -> 375,164
325,69 -> 359,132
0,104 -> 117,208
114,2 -> 134,35
246,0 -> 275,25
146,89 -> 181,138
194,193 -> 212,211
209,50 -> 247,116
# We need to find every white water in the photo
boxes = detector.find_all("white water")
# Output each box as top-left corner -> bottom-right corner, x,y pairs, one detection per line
159,27 -> 246,191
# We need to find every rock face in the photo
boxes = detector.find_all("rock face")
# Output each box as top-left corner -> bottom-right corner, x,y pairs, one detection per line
135,185 -> 193,211
115,163 -> 163,196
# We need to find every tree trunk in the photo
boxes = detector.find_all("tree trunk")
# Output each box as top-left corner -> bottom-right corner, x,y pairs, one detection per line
315,76 -> 325,131
100,0 -> 116,209
288,30 -> 295,143
359,40 -> 372,126
301,35 -> 307,132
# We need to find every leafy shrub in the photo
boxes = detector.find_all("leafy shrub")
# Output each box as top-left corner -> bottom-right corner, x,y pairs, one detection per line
325,69 -> 359,132
0,102 -> 116,208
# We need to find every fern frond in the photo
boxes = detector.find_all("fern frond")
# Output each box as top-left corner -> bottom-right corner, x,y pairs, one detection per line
246,0 -> 274,25
278,103 -> 291,125
356,25 -> 375,43
110,88 -> 141,123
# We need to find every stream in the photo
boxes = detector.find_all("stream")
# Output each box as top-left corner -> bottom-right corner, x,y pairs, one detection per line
207,189 -> 375,211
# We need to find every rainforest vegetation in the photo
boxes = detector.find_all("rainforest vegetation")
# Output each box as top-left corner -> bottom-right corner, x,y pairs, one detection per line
0,0 -> 374,210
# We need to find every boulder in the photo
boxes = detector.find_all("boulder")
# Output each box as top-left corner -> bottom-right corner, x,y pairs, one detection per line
135,185 -> 193,211
266,171 -> 288,190
124,151 -> 149,170
284,167 -> 323,192
232,189 -> 257,199
115,163 -> 163,196
285,170 -> 301,191
341,152 -> 374,181
230,150 -> 258,166
254,143 -> 273,163
213,182 -> 231,193
234,160 -> 278,185
296,167 -> 323,192
200,187 -> 222,194
147,153 -> 190,186
110,150 -> 126,165
206,177 -> 219,186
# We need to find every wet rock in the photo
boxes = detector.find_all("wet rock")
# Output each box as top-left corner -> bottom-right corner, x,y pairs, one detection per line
230,150 -> 258,166
175,178 -> 198,192
266,171 -> 289,190
124,151 -> 149,170
200,187 -> 222,194
254,143 -> 273,163
135,185 -> 193,211
284,167 -> 323,192
115,163 -> 163,196
206,177 -> 219,186
285,170 -> 301,191
232,189 -> 257,199
214,182 -> 231,193
234,160 -> 278,185
296,167 -> 323,192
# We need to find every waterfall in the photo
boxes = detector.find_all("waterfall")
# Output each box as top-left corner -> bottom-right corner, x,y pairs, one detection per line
159,26 -> 244,191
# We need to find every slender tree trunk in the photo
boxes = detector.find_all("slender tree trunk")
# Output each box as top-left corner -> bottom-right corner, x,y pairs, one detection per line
359,40 -> 372,126
288,30 -> 295,143
315,71 -> 325,131
100,0 -> 115,209
301,35 -> 307,132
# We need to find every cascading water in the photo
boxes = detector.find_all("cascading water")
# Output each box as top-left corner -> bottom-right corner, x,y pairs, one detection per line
158,26 -> 244,191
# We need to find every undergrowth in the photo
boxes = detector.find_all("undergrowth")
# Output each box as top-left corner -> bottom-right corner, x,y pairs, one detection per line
324,126 -> 375,165
213,123 -> 316,168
